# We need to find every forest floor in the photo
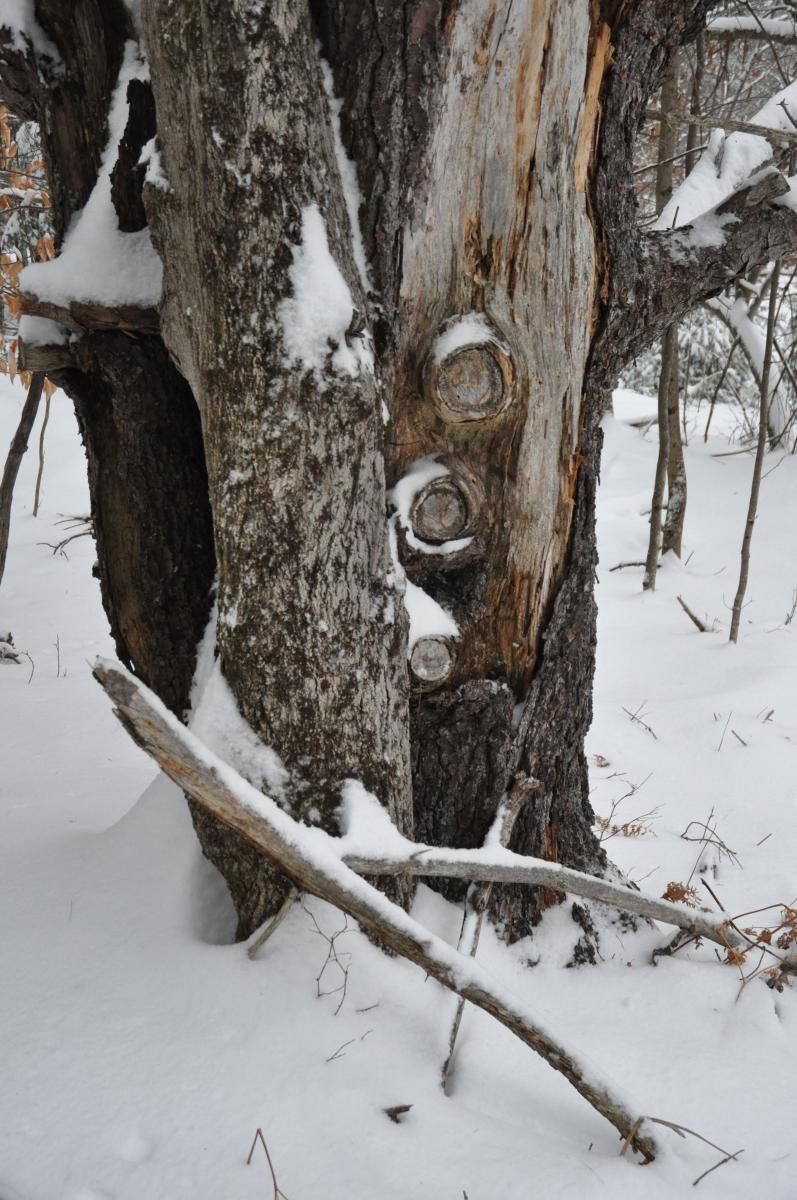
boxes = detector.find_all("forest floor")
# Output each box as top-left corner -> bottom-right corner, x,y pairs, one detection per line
1,375 -> 796,1200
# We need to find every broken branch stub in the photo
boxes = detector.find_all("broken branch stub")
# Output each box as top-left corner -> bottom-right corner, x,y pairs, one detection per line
424,322 -> 515,423
410,636 -> 455,688
410,477 -> 470,542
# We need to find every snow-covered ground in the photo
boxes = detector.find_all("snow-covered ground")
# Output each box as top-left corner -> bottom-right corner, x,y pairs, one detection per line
1,375 -> 795,1199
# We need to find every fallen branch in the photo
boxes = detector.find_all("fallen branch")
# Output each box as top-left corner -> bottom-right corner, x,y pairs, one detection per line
247,886 -> 298,960
441,782 -> 533,1092
676,595 -> 707,632
94,660 -> 659,1161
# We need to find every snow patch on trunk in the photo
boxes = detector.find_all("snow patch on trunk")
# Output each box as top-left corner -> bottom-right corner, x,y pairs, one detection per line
430,312 -> 506,364
278,204 -> 373,380
190,658 -> 289,805
387,518 -> 459,651
319,59 -> 370,293
388,456 -> 474,556
1,1 -> 61,65
139,137 -> 171,193
18,314 -> 67,346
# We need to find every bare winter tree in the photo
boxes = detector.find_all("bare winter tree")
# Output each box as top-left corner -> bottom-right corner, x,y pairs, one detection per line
3,0 -> 797,952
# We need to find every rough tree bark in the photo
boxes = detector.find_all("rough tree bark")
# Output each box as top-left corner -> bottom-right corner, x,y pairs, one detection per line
4,1 -> 797,945
139,1 -> 415,932
0,0 -> 215,718
657,52 -> 687,561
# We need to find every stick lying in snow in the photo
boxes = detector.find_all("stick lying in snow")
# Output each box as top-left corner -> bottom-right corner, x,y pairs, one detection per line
343,850 -> 742,954
94,660 -> 658,1161
441,781 -> 532,1092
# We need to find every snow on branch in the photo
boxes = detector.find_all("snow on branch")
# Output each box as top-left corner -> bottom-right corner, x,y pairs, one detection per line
19,41 -> 162,315
706,16 -> 797,44
619,193 -> 797,367
93,659 -> 659,1162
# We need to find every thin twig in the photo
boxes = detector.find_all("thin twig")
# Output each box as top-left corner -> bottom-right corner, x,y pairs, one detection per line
442,780 -> 534,1092
730,264 -> 780,643
247,887 -> 298,959
676,595 -> 707,632
246,1128 -> 290,1199
692,1149 -> 744,1187
32,389 -> 50,517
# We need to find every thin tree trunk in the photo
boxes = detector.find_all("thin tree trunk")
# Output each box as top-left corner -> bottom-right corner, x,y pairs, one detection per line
0,373 -> 43,588
643,336 -> 672,590
32,388 -> 51,517
729,264 -> 780,643
649,53 -> 685,571
662,330 -> 687,557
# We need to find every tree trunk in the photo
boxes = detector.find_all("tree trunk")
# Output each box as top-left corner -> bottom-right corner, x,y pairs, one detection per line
662,329 -> 687,558
5,0 -> 797,946
139,1 -> 415,932
0,374 -> 43,588
657,53 -> 687,560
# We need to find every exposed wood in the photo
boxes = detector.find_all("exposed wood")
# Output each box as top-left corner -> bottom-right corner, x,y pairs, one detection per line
716,171 -> 789,215
344,854 -> 741,954
662,325 -> 686,558
614,202 -> 797,370
410,637 -> 455,688
410,477 -> 471,543
97,659 -> 746,955
17,338 -> 74,373
20,292 -> 159,335
94,660 -> 659,1162
32,390 -> 51,517
0,373 -> 44,588
705,19 -> 797,45
676,595 -> 707,633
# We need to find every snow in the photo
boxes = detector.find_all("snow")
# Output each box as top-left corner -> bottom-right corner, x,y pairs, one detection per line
320,60 -> 370,293
1,375 -> 797,1197
0,0 -> 61,64
337,780 -> 415,858
191,656 -> 290,805
388,455 -> 474,555
18,313 -> 67,346
707,16 -> 797,38
139,136 -> 172,193
277,204 -> 373,379
656,79 -> 797,232
387,516 -> 459,650
429,311 -> 506,364
19,42 -> 163,310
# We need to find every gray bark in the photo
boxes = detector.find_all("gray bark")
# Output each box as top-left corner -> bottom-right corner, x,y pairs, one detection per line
140,1 -> 414,929
6,0 -> 797,946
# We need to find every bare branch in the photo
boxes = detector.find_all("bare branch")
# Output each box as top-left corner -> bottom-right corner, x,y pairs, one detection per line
617,196 -> 797,368
645,107 -> 797,146
93,660 -> 659,1161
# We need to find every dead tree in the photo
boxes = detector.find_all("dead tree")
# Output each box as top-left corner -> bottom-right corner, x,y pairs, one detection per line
3,1 -> 797,945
